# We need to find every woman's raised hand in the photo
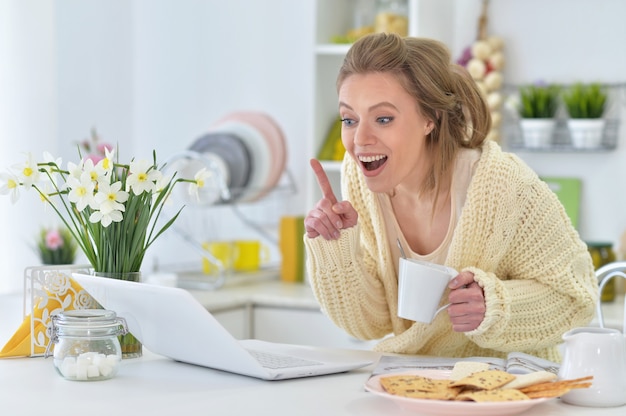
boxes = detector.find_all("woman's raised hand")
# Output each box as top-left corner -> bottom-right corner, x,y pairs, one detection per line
304,159 -> 358,240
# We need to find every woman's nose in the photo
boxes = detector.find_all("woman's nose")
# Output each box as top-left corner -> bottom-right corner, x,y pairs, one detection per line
353,124 -> 375,146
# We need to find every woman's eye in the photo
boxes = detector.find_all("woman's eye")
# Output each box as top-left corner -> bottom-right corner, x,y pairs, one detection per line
341,118 -> 356,127
377,116 -> 393,125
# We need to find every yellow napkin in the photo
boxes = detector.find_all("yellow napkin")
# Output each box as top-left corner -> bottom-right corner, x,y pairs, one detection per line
0,276 -> 95,358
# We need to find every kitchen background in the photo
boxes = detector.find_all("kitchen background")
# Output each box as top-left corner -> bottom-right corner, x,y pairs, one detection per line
1,0 -> 625,294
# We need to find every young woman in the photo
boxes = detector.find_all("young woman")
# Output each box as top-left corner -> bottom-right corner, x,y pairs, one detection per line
303,33 -> 597,362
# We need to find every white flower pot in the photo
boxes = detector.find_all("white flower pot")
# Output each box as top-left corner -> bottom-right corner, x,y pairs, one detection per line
519,119 -> 556,148
567,119 -> 605,149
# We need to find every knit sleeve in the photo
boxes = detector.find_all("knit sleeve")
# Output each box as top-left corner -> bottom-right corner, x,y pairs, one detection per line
303,155 -> 395,340
449,142 -> 598,354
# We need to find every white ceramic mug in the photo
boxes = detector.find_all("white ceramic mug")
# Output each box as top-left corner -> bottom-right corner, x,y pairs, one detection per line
397,258 -> 457,323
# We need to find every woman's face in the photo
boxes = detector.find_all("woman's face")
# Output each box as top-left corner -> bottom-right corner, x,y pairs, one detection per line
338,72 -> 434,194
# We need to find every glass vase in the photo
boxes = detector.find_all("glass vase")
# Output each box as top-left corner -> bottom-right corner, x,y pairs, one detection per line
93,271 -> 143,359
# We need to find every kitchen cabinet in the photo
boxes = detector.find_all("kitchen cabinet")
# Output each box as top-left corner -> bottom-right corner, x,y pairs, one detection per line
213,303 -> 379,349
212,306 -> 252,340
196,276 -> 380,349
252,305 -> 379,350
307,0 -> 454,209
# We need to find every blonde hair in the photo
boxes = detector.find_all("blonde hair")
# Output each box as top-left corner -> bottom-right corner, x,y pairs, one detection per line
337,33 -> 491,197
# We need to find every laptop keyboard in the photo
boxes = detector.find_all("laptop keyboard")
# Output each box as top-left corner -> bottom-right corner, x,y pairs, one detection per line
248,350 -> 324,369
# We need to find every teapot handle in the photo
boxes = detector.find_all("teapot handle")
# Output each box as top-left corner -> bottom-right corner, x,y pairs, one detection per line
595,262 -> 626,334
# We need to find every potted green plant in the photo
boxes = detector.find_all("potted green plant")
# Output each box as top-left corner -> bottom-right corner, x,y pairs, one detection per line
562,82 -> 607,148
517,83 -> 561,148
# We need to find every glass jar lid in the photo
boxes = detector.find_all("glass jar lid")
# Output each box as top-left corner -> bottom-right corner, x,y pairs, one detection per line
54,309 -> 119,326
45,309 -> 128,357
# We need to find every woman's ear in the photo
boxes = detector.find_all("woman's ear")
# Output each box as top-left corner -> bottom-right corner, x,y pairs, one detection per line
424,118 -> 435,136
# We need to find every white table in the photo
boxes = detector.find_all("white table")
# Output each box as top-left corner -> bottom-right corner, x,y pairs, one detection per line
1,348 -> 625,416
1,285 -> 625,415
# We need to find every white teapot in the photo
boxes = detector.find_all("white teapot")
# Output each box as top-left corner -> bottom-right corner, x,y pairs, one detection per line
558,326 -> 626,407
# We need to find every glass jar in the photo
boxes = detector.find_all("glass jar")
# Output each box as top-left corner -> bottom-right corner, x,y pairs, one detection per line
587,242 -> 616,302
346,0 -> 376,42
374,0 -> 408,36
46,309 -> 128,381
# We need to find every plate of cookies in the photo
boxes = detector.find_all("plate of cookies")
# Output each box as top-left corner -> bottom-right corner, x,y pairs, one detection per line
364,363 -> 593,416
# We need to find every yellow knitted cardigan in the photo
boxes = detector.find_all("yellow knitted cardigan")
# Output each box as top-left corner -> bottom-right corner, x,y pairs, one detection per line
304,140 -> 598,362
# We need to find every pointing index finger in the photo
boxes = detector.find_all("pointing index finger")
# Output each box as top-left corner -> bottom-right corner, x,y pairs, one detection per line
310,158 -> 338,205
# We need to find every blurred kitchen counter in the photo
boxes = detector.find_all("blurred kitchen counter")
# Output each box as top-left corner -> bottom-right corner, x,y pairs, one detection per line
161,268 -> 625,331
169,267 -> 320,312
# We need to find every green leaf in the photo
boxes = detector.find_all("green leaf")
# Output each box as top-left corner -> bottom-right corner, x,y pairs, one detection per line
518,83 -> 561,118
562,82 -> 607,118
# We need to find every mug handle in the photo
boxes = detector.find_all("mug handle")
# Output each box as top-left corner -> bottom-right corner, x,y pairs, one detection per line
434,303 -> 451,317
231,243 -> 240,266
260,243 -> 270,264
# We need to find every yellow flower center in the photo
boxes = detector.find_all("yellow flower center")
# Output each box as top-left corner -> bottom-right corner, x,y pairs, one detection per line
76,187 -> 87,197
8,179 -> 17,189
107,193 -> 116,202
23,167 -> 33,177
102,158 -> 111,170
196,179 -> 205,188
138,173 -> 148,182
90,171 -> 98,181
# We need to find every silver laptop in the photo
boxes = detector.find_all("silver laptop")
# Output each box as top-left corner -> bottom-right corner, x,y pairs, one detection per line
71,273 -> 375,380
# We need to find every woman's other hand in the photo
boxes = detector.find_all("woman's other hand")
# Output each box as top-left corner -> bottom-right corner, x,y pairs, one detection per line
447,271 -> 486,332
304,159 -> 358,240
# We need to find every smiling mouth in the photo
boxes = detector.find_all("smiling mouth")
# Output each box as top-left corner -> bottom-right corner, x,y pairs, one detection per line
358,155 -> 388,171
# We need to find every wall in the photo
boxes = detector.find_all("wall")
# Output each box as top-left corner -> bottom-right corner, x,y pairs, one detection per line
453,0 -> 626,248
0,0 -> 60,293
1,0 -> 624,293
0,0 -> 314,293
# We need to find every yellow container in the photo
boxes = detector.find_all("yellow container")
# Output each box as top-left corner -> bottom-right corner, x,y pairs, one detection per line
202,241 -> 237,274
232,240 -> 270,272
279,216 -> 305,283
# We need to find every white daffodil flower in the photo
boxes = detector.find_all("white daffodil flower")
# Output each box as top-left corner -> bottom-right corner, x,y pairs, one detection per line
0,171 -> 21,203
98,147 -> 116,174
66,160 -> 84,181
92,181 -> 128,215
127,159 -> 160,195
188,167 -> 211,199
82,157 -> 108,184
89,207 -> 124,228
12,152 -> 40,188
36,181 -> 55,205
39,152 -> 63,190
66,171 -> 96,211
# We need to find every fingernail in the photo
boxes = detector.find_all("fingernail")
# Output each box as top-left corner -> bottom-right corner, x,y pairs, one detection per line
336,221 -> 342,228
333,231 -> 340,239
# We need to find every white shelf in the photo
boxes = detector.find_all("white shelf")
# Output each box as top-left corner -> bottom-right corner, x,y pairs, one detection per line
503,83 -> 624,153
